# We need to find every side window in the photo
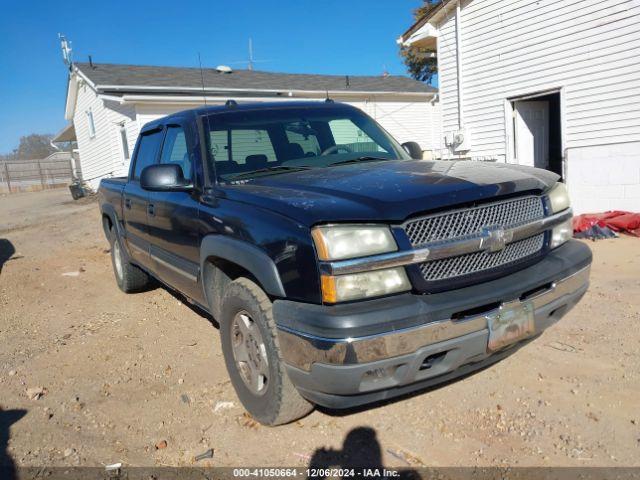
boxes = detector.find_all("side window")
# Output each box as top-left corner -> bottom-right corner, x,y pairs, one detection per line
86,109 -> 96,138
132,129 -> 163,180
210,130 -> 229,161
231,129 -> 277,163
328,119 -> 385,153
159,126 -> 191,180
119,124 -> 130,162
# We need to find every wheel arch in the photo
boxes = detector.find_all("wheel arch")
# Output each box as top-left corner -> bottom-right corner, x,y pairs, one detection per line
200,235 -> 286,319
101,204 -> 123,239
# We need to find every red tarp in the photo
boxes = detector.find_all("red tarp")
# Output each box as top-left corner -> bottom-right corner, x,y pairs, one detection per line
573,211 -> 640,237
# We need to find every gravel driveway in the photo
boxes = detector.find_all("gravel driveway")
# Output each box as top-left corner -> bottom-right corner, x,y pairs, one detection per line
1,189 -> 639,468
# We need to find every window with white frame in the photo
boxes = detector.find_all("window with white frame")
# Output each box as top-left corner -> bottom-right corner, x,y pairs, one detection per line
86,109 -> 96,138
118,124 -> 130,162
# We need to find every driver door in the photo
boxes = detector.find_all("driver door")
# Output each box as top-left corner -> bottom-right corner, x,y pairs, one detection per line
146,122 -> 201,299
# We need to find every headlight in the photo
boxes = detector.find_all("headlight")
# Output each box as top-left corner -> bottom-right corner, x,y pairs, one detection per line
550,217 -> 573,249
321,267 -> 411,303
547,182 -> 570,213
311,225 -> 397,260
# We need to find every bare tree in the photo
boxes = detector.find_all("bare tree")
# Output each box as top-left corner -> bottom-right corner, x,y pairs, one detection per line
0,134 -> 57,162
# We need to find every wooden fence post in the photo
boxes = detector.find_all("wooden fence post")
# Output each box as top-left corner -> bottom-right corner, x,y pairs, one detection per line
4,163 -> 11,193
37,160 -> 45,189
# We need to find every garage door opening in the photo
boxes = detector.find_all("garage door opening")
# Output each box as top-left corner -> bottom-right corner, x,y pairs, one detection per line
510,92 -> 562,178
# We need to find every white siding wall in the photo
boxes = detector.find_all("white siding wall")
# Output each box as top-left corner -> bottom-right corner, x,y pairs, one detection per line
135,98 -> 441,153
74,94 -> 439,190
73,81 -> 137,190
135,99 -> 440,152
436,0 -> 640,212
346,99 -> 441,155
135,103 -> 207,131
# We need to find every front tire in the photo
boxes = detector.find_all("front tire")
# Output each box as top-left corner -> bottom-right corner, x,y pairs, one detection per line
109,227 -> 151,293
220,278 -> 313,426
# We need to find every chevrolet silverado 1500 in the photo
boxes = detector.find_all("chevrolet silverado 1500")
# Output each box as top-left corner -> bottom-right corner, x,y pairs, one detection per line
99,101 -> 591,425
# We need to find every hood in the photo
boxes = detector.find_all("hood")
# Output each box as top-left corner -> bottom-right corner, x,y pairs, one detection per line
219,160 -> 559,226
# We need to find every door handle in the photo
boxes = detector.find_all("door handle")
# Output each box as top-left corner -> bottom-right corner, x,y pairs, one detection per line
124,198 -> 132,209
147,204 -> 155,216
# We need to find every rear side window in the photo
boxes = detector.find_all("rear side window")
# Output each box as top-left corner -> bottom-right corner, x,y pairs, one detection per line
159,126 -> 191,180
231,129 -> 277,164
132,129 -> 163,179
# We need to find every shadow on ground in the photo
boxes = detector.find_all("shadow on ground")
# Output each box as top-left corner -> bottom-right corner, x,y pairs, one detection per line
0,408 -> 27,480
308,426 -> 419,478
0,239 -> 16,274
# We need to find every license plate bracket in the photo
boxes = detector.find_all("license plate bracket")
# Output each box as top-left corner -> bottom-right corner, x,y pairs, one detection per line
487,300 -> 535,352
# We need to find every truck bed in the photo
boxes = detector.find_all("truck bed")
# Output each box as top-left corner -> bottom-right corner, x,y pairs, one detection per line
98,177 -> 127,225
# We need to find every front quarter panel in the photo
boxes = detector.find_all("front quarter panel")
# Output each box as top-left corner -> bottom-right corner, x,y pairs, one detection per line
198,196 -> 321,304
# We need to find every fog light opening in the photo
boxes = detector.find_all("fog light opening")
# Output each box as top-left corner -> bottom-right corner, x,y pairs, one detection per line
420,351 -> 448,370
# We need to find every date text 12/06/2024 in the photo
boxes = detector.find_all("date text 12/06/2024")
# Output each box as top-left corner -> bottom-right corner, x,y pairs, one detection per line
232,468 -> 402,478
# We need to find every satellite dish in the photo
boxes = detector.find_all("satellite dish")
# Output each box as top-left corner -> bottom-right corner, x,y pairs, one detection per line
216,65 -> 233,73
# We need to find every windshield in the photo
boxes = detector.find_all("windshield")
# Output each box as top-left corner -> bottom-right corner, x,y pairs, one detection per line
204,105 -> 411,182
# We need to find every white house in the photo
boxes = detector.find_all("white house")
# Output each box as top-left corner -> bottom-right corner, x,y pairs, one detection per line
398,0 -> 640,214
55,62 -> 439,190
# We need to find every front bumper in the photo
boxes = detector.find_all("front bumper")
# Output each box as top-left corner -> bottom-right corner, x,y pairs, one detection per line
274,240 -> 591,408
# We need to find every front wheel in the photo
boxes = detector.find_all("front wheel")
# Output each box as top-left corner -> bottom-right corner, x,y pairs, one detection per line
220,278 -> 313,426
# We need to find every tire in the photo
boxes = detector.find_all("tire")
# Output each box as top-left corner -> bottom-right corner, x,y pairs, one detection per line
220,277 -> 313,426
109,227 -> 151,293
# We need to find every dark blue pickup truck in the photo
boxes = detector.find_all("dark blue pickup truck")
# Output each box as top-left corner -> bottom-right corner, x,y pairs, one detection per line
99,101 -> 591,425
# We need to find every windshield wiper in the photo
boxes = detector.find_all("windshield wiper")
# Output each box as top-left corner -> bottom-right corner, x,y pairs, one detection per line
225,165 -> 312,181
328,156 -> 390,167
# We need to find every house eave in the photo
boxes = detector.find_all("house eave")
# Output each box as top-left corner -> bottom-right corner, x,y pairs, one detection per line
95,84 -> 435,98
397,22 -> 439,49
52,122 -> 76,143
63,75 -> 78,120
399,0 -> 459,46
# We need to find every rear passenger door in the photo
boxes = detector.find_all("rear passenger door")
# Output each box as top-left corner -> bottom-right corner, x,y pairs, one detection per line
123,127 -> 163,268
147,123 -> 202,300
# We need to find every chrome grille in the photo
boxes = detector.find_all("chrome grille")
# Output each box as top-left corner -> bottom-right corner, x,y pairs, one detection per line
404,196 -> 544,246
404,196 -> 546,283
419,234 -> 544,281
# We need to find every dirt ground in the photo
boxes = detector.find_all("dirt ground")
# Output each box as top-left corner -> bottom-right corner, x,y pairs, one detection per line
0,188 -> 639,469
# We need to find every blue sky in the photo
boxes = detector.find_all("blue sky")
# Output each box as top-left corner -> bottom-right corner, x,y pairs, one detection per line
0,0 -> 425,154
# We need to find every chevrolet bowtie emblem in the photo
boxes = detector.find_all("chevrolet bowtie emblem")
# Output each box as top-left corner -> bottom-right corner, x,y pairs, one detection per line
481,227 -> 512,252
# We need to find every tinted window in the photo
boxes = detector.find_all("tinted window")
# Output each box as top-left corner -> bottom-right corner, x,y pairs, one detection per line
159,126 -> 191,180
133,129 -> 163,179
329,119 -> 383,153
206,106 -> 408,181
231,129 -> 277,163
285,122 -> 321,156
210,130 -> 229,160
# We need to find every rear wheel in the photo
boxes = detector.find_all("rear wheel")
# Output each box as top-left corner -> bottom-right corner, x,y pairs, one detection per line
220,278 -> 313,425
109,227 -> 151,293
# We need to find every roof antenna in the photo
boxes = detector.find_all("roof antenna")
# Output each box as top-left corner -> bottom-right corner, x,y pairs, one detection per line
58,34 -> 73,70
198,52 -> 208,106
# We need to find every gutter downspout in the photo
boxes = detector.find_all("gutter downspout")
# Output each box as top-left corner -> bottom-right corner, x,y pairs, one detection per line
455,0 -> 464,130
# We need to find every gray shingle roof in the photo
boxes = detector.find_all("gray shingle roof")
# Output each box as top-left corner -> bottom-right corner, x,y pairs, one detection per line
74,62 -> 436,95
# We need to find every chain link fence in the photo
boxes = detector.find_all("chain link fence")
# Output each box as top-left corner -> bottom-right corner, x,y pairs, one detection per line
0,153 -> 74,194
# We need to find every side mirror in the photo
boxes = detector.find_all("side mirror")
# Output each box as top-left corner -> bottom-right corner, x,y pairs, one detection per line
402,141 -> 423,160
140,164 -> 192,192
